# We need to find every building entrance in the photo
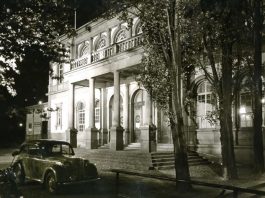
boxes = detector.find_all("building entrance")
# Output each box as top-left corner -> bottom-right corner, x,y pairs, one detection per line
132,90 -> 144,143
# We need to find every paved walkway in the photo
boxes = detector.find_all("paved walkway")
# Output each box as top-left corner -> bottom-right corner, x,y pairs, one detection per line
74,147 -> 265,197
0,148 -> 16,164
1,148 -> 265,197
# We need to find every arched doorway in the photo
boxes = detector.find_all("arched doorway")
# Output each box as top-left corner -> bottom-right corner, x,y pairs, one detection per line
131,89 -> 145,143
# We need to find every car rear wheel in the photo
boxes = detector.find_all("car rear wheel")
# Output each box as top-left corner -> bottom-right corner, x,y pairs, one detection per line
45,172 -> 57,193
13,163 -> 25,185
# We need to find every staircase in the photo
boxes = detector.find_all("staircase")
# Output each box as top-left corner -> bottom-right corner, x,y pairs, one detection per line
98,143 -> 110,149
151,151 -> 210,170
124,142 -> 141,150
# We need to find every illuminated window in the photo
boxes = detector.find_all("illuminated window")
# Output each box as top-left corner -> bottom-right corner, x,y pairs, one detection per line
28,123 -> 32,131
57,64 -> 63,84
56,104 -> 62,130
240,92 -> 252,127
76,102 -> 85,132
95,99 -> 100,123
196,81 -> 215,128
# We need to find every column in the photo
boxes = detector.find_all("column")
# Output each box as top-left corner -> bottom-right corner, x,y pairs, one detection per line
90,37 -> 94,62
110,70 -> 124,150
108,28 -> 112,45
85,78 -> 98,149
67,83 -> 77,147
47,65 -> 52,139
71,37 -> 76,59
123,84 -> 130,146
101,87 -> 108,145
140,90 -> 157,152
90,37 -> 94,53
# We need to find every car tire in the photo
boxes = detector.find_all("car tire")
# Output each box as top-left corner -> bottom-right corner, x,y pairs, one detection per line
45,172 -> 57,194
13,162 -> 25,185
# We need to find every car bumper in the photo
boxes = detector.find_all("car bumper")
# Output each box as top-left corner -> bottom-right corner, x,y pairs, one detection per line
60,177 -> 100,186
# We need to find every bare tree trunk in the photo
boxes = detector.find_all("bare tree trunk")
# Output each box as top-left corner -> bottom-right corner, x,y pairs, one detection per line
169,74 -> 191,191
167,0 -> 191,191
253,0 -> 264,173
219,42 -> 238,179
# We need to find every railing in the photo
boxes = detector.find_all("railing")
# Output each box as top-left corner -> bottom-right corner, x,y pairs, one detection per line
70,35 -> 142,70
49,81 -> 68,93
111,169 -> 265,198
91,45 -> 114,63
117,35 -> 142,53
70,55 -> 90,70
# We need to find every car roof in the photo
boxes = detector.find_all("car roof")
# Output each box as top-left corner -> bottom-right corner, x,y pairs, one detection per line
22,139 -> 71,146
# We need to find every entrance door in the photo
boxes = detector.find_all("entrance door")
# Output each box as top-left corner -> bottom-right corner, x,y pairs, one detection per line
132,90 -> 144,143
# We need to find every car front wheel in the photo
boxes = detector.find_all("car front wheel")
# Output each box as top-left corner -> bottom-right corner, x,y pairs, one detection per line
45,172 -> 57,193
13,163 -> 25,185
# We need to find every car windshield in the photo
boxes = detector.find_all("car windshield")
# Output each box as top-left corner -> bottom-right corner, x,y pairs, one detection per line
41,143 -> 74,156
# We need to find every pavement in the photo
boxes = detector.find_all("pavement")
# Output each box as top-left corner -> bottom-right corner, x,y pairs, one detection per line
1,148 -> 265,197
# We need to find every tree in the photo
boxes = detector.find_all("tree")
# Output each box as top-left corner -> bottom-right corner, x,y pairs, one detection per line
183,0 -> 264,179
0,0 -> 74,96
105,0 -> 191,191
252,0 -> 264,173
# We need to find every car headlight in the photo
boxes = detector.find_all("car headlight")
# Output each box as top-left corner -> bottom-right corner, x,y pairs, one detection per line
55,161 -> 63,166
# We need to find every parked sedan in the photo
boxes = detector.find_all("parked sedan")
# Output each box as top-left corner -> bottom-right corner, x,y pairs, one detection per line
12,139 -> 100,193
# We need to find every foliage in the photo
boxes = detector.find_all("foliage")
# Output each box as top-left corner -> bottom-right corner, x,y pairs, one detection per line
105,0 -> 192,189
106,0 -> 185,112
181,0 -> 259,179
182,0 -> 253,88
0,0 -> 74,95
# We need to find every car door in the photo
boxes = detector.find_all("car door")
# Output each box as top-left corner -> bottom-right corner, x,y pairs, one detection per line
27,144 -> 44,181
18,144 -> 31,178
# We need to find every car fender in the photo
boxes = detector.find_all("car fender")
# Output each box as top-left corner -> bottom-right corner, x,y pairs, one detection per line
42,167 -> 57,184
42,164 -> 69,184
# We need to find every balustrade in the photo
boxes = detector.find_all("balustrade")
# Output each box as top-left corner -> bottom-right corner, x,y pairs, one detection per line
70,35 -> 142,70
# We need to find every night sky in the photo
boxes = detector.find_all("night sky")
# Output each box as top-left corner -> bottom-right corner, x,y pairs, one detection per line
0,0 -> 104,146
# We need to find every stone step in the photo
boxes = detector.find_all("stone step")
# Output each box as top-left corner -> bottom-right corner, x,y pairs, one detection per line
151,151 -> 210,170
124,142 -> 141,150
98,144 -> 110,149
156,165 -> 175,170
157,144 -> 174,152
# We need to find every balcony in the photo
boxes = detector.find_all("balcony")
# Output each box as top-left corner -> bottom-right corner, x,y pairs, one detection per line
49,81 -> 69,93
70,35 -> 142,70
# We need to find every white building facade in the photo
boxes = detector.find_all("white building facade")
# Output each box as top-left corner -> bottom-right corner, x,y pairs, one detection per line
46,16 -> 172,152
25,15 -> 265,165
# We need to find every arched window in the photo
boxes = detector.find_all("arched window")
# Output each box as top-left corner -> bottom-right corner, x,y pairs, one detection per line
80,44 -> 89,57
115,29 -> 127,43
95,37 -> 107,51
196,81 -> 215,128
76,102 -> 85,132
135,23 -> 142,35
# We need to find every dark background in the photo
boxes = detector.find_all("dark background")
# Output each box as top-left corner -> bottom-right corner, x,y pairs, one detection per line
0,0 -> 104,147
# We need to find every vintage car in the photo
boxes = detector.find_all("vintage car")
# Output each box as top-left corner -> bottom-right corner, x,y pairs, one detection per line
11,139 -> 100,193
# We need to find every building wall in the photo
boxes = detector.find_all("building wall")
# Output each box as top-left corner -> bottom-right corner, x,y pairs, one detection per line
32,13 -> 265,165
25,103 -> 48,140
